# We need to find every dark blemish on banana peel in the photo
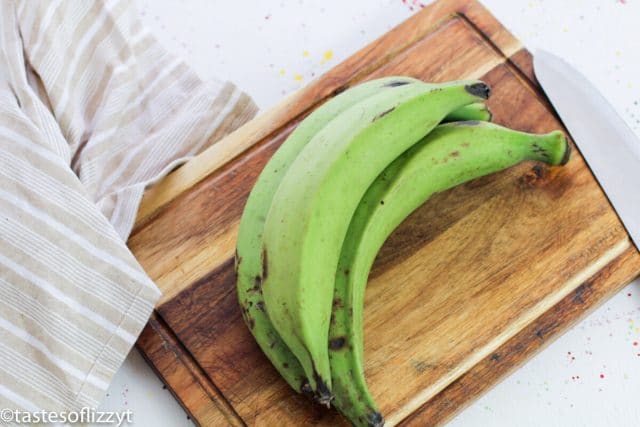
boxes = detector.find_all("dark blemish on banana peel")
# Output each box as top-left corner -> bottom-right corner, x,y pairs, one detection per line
329,336 -> 347,350
248,317 -> 255,329
332,85 -> 348,96
256,301 -> 266,311
490,353 -> 501,361
450,150 -> 460,158
373,107 -> 395,122
380,200 -> 384,205
383,80 -> 410,87
250,275 -> 261,292
261,247 -> 269,280
332,298 -> 343,309
234,250 -> 241,273
269,341 -> 276,349
465,82 -> 491,99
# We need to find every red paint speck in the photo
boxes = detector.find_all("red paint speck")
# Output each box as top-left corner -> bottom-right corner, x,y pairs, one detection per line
634,342 -> 638,346
265,14 -> 271,20
600,374 -> 605,379
628,293 -> 632,297
401,0 -> 427,11
619,0 -> 627,4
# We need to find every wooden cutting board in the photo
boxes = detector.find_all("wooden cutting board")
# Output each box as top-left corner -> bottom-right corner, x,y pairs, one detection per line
130,0 -> 640,425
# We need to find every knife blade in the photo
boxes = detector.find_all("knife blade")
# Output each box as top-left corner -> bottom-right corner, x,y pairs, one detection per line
534,49 -> 640,250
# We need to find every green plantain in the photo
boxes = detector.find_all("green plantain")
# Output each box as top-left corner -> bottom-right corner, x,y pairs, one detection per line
329,121 -> 570,426
236,76 -> 422,394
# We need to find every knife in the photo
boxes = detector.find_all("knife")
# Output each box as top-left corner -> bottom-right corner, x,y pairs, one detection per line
534,49 -> 640,250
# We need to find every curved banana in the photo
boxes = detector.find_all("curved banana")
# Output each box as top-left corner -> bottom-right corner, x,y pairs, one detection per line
261,80 -> 491,403
237,77 -> 492,394
330,121 -> 570,426
236,76 -> 422,394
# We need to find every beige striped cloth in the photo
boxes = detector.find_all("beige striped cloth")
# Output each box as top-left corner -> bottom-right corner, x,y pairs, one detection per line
0,0 -> 257,415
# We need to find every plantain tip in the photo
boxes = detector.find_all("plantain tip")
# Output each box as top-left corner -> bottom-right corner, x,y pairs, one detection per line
465,82 -> 491,100
367,411 -> 385,427
313,375 -> 333,407
300,381 -> 313,395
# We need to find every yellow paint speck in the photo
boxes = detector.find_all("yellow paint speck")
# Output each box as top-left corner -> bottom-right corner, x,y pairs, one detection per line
562,26 -> 569,33
303,50 -> 310,57
616,49 -> 622,57
628,82 -> 633,89
323,50 -> 334,61
528,1 -> 534,8
279,69 -> 286,76
294,74 -> 303,82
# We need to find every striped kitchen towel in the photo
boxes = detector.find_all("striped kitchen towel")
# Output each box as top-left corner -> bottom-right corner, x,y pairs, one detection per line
0,0 -> 257,414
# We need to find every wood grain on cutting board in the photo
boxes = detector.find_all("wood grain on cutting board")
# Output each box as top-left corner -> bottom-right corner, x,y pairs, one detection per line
130,0 -> 640,425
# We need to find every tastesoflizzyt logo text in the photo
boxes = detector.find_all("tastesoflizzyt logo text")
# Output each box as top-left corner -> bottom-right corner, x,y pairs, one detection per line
0,407 -> 133,426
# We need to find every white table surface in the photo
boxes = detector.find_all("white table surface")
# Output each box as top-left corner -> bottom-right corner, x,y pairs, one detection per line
99,1 -> 640,425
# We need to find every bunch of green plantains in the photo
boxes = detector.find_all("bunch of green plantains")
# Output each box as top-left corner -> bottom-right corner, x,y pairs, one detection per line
235,77 -> 570,426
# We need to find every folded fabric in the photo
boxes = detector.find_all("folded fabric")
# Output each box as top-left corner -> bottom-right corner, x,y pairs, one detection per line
0,0 -> 257,413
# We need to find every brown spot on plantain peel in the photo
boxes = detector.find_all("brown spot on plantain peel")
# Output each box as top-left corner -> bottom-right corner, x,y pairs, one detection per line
329,336 -> 347,350
383,80 -> 410,87
372,107 -> 395,122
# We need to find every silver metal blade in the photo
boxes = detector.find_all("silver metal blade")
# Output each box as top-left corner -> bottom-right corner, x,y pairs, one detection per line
534,49 -> 640,250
